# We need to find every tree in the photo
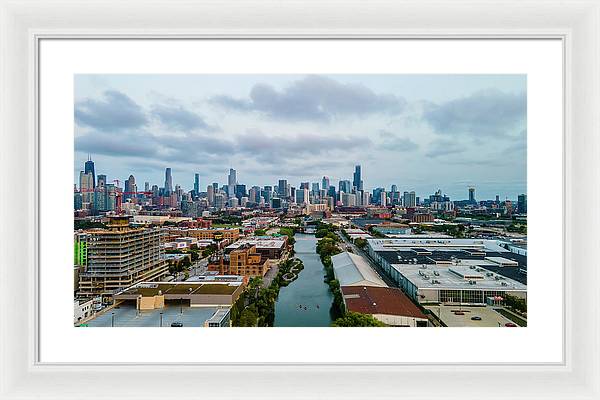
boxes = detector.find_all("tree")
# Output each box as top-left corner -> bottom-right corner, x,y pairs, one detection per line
354,238 -> 367,249
332,312 -> 386,327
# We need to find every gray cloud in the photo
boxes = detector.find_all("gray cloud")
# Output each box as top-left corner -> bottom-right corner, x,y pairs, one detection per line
378,130 -> 419,152
425,139 -> 465,158
210,75 -> 406,122
75,90 -> 148,131
150,104 -> 217,132
423,89 -> 526,137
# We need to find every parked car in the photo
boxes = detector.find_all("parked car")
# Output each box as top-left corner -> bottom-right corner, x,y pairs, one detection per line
505,322 -> 517,327
470,316 -> 482,321
171,322 -> 184,327
454,311 -> 465,315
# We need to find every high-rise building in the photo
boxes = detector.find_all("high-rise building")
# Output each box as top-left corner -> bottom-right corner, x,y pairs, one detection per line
278,179 -> 288,198
403,191 -> 416,208
391,184 -> 398,193
79,171 -> 94,204
84,156 -> 96,189
342,192 -> 356,207
207,185 -> 215,205
468,187 -> 476,203
295,187 -> 310,205
212,182 -> 219,192
77,216 -> 169,298
144,181 -> 149,192
353,165 -> 363,191
322,176 -> 330,193
124,175 -> 137,201
235,184 -> 247,200
228,168 -> 237,197
362,191 -> 370,207
194,173 -> 200,196
517,194 -> 527,214
164,168 -> 173,195
380,191 -> 387,207
311,182 -> 320,194
339,180 -> 352,194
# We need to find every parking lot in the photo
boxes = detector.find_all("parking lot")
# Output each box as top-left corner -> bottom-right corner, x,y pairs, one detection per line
84,303 -> 220,327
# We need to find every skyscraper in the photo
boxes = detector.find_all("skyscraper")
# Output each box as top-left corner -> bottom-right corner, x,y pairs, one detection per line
194,173 -> 200,195
207,184 -> 215,205
322,176 -> 330,193
79,171 -> 94,204
353,165 -> 363,191
517,194 -> 527,214
278,179 -> 288,197
164,168 -> 173,195
124,175 -> 136,201
84,155 -> 96,189
228,168 -> 237,197
468,187 -> 476,203
403,191 -> 416,207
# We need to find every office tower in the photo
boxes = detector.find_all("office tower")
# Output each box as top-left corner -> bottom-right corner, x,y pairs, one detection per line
295,187 -> 310,205
94,175 -> 108,211
151,185 -> 159,197
262,186 -> 273,204
278,179 -> 288,197
84,155 -> 96,189
468,187 -> 476,203
74,192 -> 83,210
214,193 -> 226,209
212,182 -> 219,192
144,182 -> 149,192
228,197 -> 239,208
194,173 -> 200,196
79,171 -> 94,204
106,184 -> 118,211
373,187 -> 384,205
353,165 -> 363,191
380,191 -> 387,207
311,182 -> 320,194
290,187 -> 296,203
78,216 -> 169,297
228,168 -> 237,197
339,180 -> 352,194
391,184 -> 398,193
342,192 -> 356,207
235,184 -> 247,200
251,186 -> 261,203
207,185 -> 215,205
327,185 -> 336,200
362,191 -> 370,207
164,168 -> 173,195
124,175 -> 136,201
517,194 -> 527,214
300,182 -> 309,190
403,191 -> 416,207
495,194 -> 500,204
322,176 -> 330,193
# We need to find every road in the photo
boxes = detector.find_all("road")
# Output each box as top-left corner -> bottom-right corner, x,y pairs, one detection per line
175,257 -> 209,281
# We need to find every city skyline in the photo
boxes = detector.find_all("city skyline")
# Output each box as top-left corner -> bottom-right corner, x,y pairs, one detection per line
74,74 -> 526,199
76,159 -> 523,202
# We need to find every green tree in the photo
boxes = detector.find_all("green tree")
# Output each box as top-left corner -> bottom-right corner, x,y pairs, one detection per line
332,312 -> 386,327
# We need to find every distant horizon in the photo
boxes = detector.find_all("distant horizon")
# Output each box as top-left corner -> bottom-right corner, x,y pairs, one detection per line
74,74 -> 527,200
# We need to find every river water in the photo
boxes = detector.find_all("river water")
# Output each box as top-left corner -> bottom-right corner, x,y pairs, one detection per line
273,233 -> 334,327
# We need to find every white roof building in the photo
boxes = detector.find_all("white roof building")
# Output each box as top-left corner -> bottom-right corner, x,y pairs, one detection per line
331,252 -> 388,288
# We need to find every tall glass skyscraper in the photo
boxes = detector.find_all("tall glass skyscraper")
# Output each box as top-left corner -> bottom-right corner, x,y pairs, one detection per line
353,165 -> 363,191
194,173 -> 200,195
84,156 -> 95,189
164,168 -> 173,195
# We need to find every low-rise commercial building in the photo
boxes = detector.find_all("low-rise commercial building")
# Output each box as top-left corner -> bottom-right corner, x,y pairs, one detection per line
366,238 -> 527,305
331,252 -> 387,288
341,286 -> 429,327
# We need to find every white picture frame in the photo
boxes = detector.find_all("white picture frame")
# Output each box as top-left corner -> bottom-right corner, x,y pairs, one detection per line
0,0 -> 598,399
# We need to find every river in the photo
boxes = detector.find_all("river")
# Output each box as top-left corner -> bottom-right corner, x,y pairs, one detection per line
273,233 -> 334,327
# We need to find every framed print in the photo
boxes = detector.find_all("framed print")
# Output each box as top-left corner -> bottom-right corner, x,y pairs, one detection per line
1,1 -> 599,399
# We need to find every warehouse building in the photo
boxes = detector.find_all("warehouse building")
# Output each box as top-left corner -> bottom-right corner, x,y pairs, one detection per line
366,238 -> 527,305
331,252 -> 387,287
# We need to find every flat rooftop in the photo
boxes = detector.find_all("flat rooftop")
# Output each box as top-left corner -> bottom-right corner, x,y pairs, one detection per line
423,305 -> 520,327
391,263 -> 527,291
84,303 -> 226,327
115,282 -> 241,297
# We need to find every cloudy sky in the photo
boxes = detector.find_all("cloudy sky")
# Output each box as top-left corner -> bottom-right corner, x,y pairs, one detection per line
74,74 -> 526,200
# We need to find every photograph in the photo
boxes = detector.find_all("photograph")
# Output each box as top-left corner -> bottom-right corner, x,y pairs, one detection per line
73,73 -> 527,328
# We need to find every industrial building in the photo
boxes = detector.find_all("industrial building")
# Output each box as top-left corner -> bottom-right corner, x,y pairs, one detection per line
341,286 -> 429,327
366,238 -> 527,305
331,252 -> 387,287
225,236 -> 288,261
